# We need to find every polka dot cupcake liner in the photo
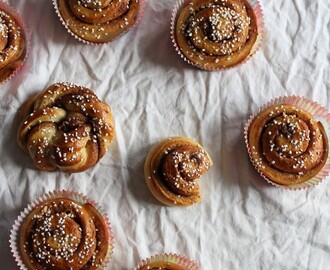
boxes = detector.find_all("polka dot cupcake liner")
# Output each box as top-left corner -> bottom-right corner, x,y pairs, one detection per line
53,0 -> 146,45
170,0 -> 264,71
134,253 -> 200,270
9,189 -> 114,270
0,1 -> 30,84
244,96 -> 330,190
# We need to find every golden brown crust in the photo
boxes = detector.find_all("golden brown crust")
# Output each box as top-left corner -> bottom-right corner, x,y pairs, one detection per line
57,0 -> 141,43
144,137 -> 213,206
19,197 -> 109,270
138,262 -> 185,270
175,0 -> 258,69
17,82 -> 115,173
0,8 -> 26,82
248,104 -> 329,185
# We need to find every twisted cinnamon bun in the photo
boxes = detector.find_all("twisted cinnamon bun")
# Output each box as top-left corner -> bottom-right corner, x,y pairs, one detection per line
19,197 -> 111,270
144,137 -> 213,206
55,0 -> 142,43
248,104 -> 329,185
174,0 -> 259,70
17,82 -> 115,173
0,7 -> 27,83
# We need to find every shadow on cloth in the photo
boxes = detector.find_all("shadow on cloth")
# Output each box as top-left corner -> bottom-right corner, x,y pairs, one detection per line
219,119 -> 275,190
126,143 -> 164,207
138,18 -> 197,72
0,207 -> 23,270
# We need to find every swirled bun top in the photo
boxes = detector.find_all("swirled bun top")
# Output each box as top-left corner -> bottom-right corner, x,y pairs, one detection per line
144,137 -> 213,206
248,104 -> 329,185
17,82 -> 115,173
0,7 -> 27,83
174,0 -> 259,70
19,197 -> 111,270
55,0 -> 142,43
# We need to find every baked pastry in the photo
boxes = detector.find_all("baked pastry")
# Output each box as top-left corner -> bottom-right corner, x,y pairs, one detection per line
19,197 -> 111,270
144,137 -> 213,206
138,262 -> 188,270
174,0 -> 259,70
135,253 -> 200,270
0,5 -> 27,83
247,104 -> 329,185
17,82 -> 115,173
55,0 -> 142,43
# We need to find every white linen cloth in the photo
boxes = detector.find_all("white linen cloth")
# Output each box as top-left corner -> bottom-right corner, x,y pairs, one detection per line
0,0 -> 330,269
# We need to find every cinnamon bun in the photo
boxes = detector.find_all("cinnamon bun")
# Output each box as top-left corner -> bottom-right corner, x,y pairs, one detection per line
135,253 -> 200,270
17,82 -> 115,173
247,104 -> 329,185
138,263 -> 186,270
174,0 -> 259,70
144,137 -> 213,206
19,197 -> 111,270
55,0 -> 142,43
0,6 -> 27,83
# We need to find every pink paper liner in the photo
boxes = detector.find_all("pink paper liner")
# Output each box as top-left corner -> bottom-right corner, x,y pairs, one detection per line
0,1 -> 30,84
9,189 -> 115,270
53,0 -> 146,45
170,0 -> 264,71
244,96 -> 330,190
134,253 -> 200,270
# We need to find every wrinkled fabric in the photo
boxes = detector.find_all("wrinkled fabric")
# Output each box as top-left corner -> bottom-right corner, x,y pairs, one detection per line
0,0 -> 330,269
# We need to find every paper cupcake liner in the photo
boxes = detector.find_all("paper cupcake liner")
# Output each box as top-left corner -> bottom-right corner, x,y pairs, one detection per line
9,189 -> 114,270
134,253 -> 200,270
53,0 -> 146,45
244,96 -> 330,190
170,0 -> 264,71
0,1 -> 30,84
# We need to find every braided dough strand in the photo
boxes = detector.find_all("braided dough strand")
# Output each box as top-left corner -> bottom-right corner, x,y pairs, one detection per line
17,82 -> 115,173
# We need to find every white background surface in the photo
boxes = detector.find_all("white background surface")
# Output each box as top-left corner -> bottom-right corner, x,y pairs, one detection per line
1,0 -> 330,269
